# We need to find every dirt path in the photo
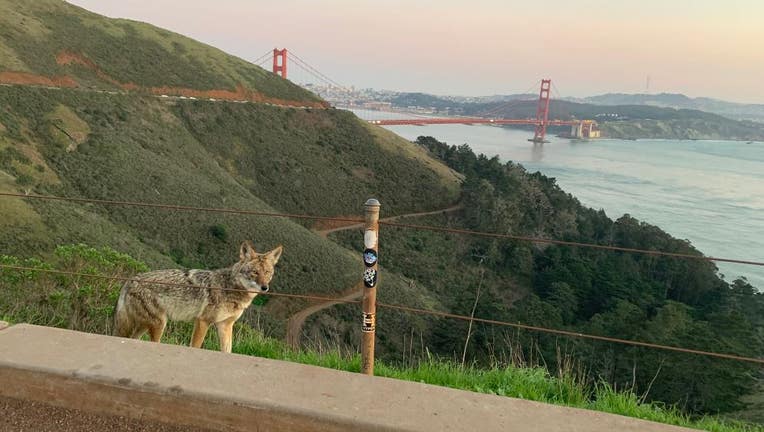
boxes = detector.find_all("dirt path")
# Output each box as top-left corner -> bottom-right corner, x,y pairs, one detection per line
0,80 -> 327,110
286,204 -> 462,347
286,282 -> 364,348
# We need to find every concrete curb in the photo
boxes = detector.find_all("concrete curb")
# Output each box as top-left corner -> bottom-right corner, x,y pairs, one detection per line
0,324 -> 696,432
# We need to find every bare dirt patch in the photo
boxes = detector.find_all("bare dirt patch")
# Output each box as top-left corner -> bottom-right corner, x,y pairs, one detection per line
311,215 -> 364,233
351,166 -> 374,181
0,71 -> 77,88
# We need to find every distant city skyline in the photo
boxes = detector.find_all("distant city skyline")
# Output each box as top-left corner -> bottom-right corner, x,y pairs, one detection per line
66,0 -> 764,104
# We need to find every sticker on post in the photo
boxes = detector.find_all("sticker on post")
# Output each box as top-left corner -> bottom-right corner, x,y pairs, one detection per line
363,268 -> 378,288
362,312 -> 376,333
364,230 -> 377,249
363,249 -> 378,267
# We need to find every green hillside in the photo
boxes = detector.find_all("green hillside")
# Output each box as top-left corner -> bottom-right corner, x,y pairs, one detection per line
0,0 -> 319,103
0,85 -> 459,336
0,0 -> 460,338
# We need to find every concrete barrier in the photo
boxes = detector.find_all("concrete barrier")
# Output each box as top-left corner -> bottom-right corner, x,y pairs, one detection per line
0,324 -> 694,432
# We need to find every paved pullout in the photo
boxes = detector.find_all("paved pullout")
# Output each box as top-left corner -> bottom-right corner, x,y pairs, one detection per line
0,324 -> 695,432
0,395 -> 216,432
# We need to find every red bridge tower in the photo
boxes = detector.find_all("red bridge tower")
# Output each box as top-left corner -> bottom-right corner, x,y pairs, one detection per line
531,79 -> 551,143
272,48 -> 288,79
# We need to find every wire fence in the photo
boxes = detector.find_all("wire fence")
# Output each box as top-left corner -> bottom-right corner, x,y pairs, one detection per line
1,192 -> 763,366
2,192 -> 761,266
1,263 -> 762,365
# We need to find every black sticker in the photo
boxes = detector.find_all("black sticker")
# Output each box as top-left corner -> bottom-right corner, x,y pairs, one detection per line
363,248 -> 378,267
363,268 -> 378,288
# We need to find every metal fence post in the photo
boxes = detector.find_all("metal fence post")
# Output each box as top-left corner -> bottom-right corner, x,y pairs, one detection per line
361,198 -> 380,375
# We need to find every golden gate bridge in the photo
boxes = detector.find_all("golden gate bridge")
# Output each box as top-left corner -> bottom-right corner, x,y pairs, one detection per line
254,48 -> 599,143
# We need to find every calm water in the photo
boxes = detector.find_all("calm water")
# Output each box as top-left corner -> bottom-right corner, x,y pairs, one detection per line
381,121 -> 764,289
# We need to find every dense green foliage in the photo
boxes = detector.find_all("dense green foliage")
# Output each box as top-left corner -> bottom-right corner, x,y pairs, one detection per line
1,246 -> 760,432
399,136 -> 764,414
327,136 -> 763,416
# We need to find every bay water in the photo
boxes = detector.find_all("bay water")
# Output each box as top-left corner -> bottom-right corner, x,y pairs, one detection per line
379,121 -> 763,289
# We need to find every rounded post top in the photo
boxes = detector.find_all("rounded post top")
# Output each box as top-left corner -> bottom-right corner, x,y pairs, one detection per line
364,198 -> 381,208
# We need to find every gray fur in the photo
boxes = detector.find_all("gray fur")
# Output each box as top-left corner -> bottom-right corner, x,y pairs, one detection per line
113,241 -> 283,352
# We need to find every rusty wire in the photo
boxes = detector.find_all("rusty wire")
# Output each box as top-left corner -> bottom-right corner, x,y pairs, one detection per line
375,302 -> 764,365
1,192 -> 762,267
379,221 -> 764,266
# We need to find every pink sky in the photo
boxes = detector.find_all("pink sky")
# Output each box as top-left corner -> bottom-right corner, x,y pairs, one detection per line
67,0 -> 764,103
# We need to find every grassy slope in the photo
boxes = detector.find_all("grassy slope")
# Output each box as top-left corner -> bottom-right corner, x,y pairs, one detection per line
0,85 -> 457,336
0,0 -> 318,101
173,102 -> 458,217
0,0 -> 458,341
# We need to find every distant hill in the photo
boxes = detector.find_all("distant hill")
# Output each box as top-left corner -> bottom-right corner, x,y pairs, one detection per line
390,92 -> 536,109
384,91 -> 764,140
577,93 -> 764,123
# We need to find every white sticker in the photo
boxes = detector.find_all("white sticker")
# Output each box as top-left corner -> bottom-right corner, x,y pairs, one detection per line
364,230 -> 377,249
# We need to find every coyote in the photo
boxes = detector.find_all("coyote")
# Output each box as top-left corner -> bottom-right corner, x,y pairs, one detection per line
113,241 -> 282,353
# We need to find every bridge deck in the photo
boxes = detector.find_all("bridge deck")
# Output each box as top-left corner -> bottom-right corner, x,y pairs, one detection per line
367,117 -> 580,126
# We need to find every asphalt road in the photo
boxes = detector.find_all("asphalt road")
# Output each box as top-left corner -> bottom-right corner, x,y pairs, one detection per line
0,396 -> 216,432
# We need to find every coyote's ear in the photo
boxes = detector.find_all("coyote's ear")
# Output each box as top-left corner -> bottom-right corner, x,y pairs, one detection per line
266,245 -> 283,265
239,241 -> 256,261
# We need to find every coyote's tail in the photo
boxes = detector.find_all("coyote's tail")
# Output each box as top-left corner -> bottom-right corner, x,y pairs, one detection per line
112,287 -> 135,338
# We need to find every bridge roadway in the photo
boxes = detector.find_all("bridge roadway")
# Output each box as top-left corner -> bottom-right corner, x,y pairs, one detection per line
0,324 -> 695,432
367,117 -> 580,126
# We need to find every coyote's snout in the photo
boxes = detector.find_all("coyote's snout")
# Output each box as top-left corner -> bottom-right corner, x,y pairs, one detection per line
113,241 -> 282,353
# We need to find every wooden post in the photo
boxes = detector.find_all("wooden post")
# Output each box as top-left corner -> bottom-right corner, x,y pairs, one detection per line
361,198 -> 380,375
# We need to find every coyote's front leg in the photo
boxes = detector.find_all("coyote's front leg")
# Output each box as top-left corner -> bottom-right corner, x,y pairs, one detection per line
190,318 -> 209,348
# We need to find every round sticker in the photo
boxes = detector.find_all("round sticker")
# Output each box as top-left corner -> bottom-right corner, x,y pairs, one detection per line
363,268 -> 378,288
363,249 -> 378,267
